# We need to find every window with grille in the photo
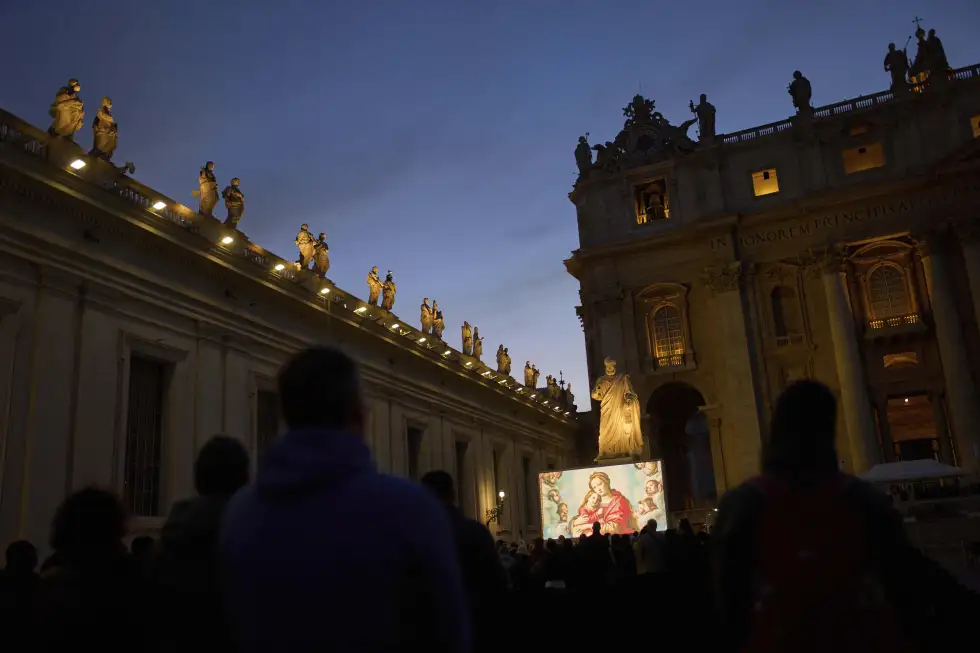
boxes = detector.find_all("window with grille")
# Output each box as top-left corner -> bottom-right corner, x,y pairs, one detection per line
255,390 -> 280,458
406,425 -> 424,480
124,355 -> 167,517
653,305 -> 684,363
868,266 -> 910,319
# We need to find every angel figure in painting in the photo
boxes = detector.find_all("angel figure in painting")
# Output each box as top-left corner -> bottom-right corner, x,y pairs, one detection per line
591,357 -> 643,459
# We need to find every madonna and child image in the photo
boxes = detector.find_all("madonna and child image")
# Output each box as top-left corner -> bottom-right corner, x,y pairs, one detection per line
538,460 -> 667,539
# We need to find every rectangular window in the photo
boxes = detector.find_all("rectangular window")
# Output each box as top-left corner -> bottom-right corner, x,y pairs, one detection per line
255,390 -> 279,459
842,142 -> 885,174
406,425 -> 424,480
972,115 -> 980,139
124,355 -> 167,517
751,168 -> 779,196
633,178 -> 670,224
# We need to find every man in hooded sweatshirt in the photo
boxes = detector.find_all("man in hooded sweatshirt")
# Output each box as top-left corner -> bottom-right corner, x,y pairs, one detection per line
220,347 -> 471,652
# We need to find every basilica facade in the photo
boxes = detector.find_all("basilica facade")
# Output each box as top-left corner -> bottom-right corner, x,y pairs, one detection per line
0,109 -> 579,552
567,62 -> 980,513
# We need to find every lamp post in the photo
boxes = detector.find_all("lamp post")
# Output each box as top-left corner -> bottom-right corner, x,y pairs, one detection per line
485,490 -> 506,528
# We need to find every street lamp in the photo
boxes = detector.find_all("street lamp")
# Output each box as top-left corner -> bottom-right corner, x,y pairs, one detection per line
486,490 -> 506,527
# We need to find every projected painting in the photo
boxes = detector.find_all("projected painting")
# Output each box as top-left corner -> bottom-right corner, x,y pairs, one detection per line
539,461 -> 666,540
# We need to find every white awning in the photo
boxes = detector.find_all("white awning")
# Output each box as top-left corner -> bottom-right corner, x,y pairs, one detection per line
861,459 -> 969,483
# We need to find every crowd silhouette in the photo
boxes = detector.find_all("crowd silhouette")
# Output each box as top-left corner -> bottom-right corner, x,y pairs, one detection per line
1,348 -> 978,652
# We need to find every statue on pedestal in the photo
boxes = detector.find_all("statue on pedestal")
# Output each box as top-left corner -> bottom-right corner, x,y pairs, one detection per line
689,94 -> 716,141
502,348 -> 512,374
295,224 -> 315,269
48,79 -> 85,140
496,345 -> 506,373
473,328 -> 483,360
196,162 -> 219,216
591,358 -> 643,459
524,361 -> 533,387
575,135 -> 592,178
420,298 -> 433,333
565,383 -> 575,409
461,321 -> 473,355
432,310 -> 445,339
884,43 -> 910,93
381,271 -> 396,310
545,375 -> 554,396
89,97 -> 118,160
222,178 -> 244,228
366,266 -> 382,306
313,233 -> 330,278
788,71 -> 813,114
532,365 -> 540,389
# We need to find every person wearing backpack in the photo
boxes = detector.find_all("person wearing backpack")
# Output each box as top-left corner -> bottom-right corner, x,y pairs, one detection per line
712,380 -> 975,653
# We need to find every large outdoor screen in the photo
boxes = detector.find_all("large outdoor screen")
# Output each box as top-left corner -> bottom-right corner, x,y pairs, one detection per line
539,461 -> 667,540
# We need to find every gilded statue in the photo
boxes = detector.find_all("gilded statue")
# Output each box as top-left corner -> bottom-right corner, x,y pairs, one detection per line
502,347 -> 512,374
222,178 -> 245,228
473,327 -> 483,360
89,97 -> 118,160
196,162 -> 219,217
461,321 -> 473,356
689,94 -> 716,141
546,375 -> 554,395
532,365 -> 541,388
524,361 -> 534,387
884,43 -> 910,92
788,71 -> 813,114
496,345 -> 506,373
366,266 -> 382,306
295,224 -> 315,269
565,383 -> 575,409
432,310 -> 445,339
420,298 -> 433,333
314,233 -> 330,278
591,358 -> 643,459
48,78 -> 85,140
381,271 -> 396,311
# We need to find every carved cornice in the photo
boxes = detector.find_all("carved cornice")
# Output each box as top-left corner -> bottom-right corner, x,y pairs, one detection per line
701,262 -> 743,294
797,244 -> 848,279
911,229 -> 947,259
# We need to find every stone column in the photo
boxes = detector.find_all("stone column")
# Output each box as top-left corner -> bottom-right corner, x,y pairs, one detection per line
820,254 -> 878,472
703,263 -> 763,485
918,235 -> 980,471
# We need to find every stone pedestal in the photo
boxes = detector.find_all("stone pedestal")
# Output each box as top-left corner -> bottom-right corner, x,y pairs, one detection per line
919,236 -> 980,470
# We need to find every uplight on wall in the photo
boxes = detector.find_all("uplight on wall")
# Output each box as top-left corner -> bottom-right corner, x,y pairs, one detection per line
274,263 -> 285,271
69,159 -> 86,170
443,349 -> 451,356
391,323 -> 400,330
152,200 -> 167,210
465,361 -> 472,366
319,287 -> 330,295
220,236 -> 234,245
354,306 -> 367,314
418,337 -> 426,343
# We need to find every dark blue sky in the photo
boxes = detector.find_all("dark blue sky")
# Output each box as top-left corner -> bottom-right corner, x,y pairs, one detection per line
2,0 -> 977,399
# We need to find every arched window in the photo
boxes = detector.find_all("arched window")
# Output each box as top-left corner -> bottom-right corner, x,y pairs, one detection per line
770,286 -> 803,338
868,265 -> 910,319
653,305 -> 684,360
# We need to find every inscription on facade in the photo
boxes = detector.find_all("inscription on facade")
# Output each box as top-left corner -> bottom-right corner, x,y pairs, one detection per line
710,181 -> 980,251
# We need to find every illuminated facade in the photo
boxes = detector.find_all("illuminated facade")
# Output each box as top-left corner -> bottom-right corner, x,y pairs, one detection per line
0,109 -> 578,551
566,64 -> 980,513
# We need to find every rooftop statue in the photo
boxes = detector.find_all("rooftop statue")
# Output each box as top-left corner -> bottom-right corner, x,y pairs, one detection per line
910,27 -> 951,86
48,79 -> 84,140
502,347 -> 512,375
473,328 -> 483,361
496,345 -> 506,373
884,43 -> 910,93
313,233 -> 330,278
381,270 -> 396,311
432,309 -> 445,339
524,361 -> 533,387
366,266 -> 382,306
195,162 -> 219,217
420,298 -> 433,333
295,224 -> 315,269
461,321 -> 473,356
689,94 -> 716,141
222,178 -> 245,228
574,134 -> 592,178
591,357 -> 643,460
788,71 -> 813,114
600,94 -> 698,168
532,365 -> 541,389
89,97 -> 118,160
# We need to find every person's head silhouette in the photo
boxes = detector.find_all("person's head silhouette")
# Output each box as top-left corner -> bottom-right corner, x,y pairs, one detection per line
195,435 -> 250,497
765,380 -> 838,481
420,470 -> 456,506
5,540 -> 38,575
277,347 -> 363,433
50,487 -> 127,566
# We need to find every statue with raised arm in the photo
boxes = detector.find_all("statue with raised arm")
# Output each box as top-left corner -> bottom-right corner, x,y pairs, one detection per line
420,298 -> 433,333
89,96 -> 118,160
473,328 -> 483,360
222,178 -> 245,228
461,321 -> 473,355
196,162 -> 219,216
366,266 -> 382,306
591,357 -> 643,459
313,233 -> 330,278
295,224 -> 315,269
788,71 -> 813,114
48,78 -> 85,140
432,310 -> 445,339
381,271 -> 396,311
532,365 -> 541,389
524,361 -> 534,387
689,94 -> 716,141
884,42 -> 910,93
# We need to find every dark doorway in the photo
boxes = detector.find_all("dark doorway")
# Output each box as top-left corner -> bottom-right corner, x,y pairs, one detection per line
646,382 -> 714,510
887,394 -> 938,461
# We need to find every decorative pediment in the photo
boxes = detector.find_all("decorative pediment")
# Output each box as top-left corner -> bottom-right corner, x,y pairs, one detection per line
850,239 -> 913,261
637,282 -> 688,303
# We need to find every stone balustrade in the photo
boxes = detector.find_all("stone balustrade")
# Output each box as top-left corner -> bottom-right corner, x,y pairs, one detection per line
0,108 -> 577,423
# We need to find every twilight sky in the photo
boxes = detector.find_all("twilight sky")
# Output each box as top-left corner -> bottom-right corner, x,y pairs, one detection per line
2,0 -> 978,399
